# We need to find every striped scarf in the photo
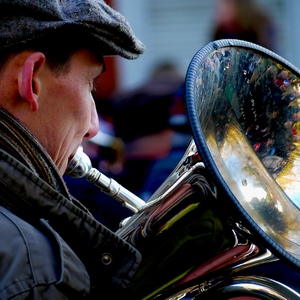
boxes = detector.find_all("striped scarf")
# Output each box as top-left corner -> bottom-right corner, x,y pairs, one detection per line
0,108 -> 71,199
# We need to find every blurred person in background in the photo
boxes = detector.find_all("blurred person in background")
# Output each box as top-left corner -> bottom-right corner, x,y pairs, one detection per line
109,62 -> 192,200
211,0 -> 276,50
140,83 -> 192,200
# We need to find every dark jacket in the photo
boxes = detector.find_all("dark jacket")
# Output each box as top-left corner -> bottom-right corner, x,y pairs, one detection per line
0,149 -> 141,299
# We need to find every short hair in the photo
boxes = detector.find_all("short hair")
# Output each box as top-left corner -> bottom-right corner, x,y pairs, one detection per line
0,28 -> 104,76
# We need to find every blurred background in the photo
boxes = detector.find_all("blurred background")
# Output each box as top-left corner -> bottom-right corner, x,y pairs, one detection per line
65,0 -> 300,230
90,0 -> 300,100
114,0 -> 300,93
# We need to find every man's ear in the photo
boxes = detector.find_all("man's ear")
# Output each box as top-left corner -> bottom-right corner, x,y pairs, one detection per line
18,52 -> 46,112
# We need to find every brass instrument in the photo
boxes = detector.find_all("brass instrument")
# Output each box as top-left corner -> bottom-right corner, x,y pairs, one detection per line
66,145 -> 145,213
66,40 -> 300,299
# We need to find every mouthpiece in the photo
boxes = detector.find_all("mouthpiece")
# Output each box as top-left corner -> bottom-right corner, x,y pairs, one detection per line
65,146 -> 145,213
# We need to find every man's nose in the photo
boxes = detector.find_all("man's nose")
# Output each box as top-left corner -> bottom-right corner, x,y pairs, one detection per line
84,102 -> 99,139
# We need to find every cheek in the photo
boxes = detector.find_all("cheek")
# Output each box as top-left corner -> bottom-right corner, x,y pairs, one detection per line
72,92 -> 95,130
49,77 -> 94,134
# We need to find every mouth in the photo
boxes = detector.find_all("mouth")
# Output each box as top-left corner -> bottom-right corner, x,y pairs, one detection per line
64,145 -> 86,177
66,145 -> 82,169
68,152 -> 76,165
65,154 -> 77,176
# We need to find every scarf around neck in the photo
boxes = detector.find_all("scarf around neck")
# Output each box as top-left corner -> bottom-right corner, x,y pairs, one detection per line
0,108 -> 71,198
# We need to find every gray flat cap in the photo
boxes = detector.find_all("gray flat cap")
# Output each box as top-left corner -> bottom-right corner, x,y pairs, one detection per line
0,0 -> 145,59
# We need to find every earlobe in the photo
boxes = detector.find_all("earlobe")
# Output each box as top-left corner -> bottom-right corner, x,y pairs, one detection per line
18,52 -> 46,112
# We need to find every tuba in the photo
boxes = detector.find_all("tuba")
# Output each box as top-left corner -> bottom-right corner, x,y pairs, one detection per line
66,40 -> 300,299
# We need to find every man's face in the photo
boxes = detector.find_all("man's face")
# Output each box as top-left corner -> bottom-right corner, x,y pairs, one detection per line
35,49 -> 103,174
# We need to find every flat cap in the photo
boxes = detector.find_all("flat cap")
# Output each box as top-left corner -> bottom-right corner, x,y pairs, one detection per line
0,0 -> 145,59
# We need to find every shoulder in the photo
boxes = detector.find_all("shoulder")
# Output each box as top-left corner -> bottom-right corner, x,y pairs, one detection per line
0,206 -> 90,299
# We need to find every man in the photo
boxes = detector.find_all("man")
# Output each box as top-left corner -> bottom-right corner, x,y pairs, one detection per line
0,0 -> 145,299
